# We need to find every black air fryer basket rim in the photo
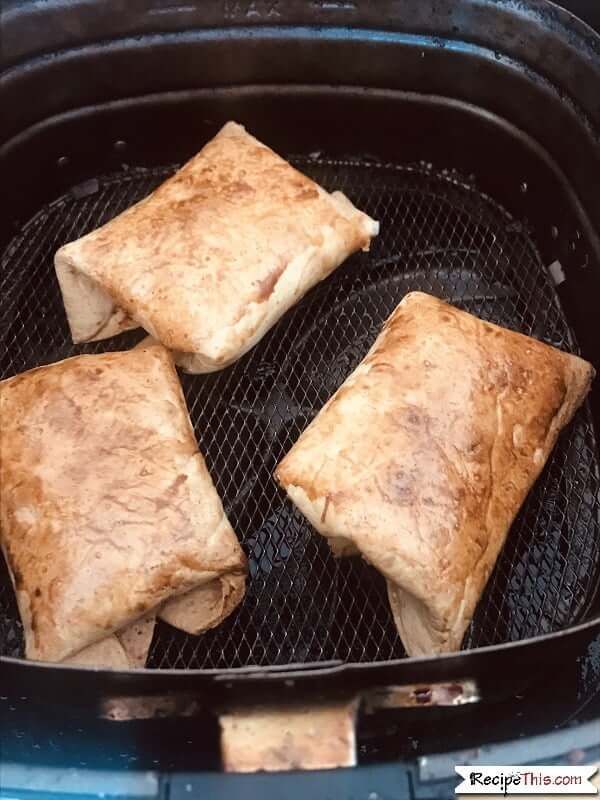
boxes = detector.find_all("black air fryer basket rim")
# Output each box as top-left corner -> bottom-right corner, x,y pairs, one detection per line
1,0 -> 600,700
3,0 -> 600,87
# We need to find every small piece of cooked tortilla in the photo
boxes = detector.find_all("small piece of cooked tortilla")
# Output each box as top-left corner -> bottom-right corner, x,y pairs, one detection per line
115,612 -> 157,668
160,574 -> 246,635
64,635 -> 130,669
64,613 -> 156,669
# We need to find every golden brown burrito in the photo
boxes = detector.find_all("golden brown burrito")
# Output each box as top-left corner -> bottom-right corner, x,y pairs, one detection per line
275,292 -> 595,656
0,344 -> 246,664
55,121 -> 379,373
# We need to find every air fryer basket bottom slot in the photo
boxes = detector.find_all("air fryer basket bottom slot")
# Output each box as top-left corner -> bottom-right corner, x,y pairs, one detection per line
1,157 -> 598,669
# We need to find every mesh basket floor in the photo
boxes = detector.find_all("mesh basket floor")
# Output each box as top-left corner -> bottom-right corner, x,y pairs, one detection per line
1,157 -> 599,669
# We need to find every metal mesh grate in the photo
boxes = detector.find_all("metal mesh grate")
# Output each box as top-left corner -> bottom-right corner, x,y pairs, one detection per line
1,158 -> 599,668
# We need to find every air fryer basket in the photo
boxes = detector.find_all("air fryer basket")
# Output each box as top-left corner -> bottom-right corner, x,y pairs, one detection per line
1,0 -> 600,703
1,158 -> 599,670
